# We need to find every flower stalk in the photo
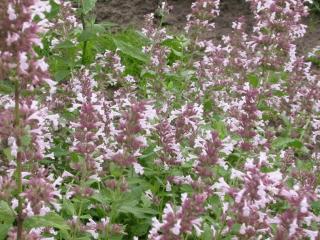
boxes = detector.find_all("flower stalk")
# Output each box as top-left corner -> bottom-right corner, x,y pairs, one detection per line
14,79 -> 23,239
80,0 -> 88,65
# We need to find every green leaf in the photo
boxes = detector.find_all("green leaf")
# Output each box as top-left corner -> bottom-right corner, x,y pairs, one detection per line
0,81 -> 15,95
21,134 -> 32,147
129,220 -> 150,236
141,194 -> 152,208
0,224 -> 11,240
202,223 -> 213,240
82,0 -> 97,14
54,69 -> 70,82
113,38 -> 148,63
231,223 -> 241,234
109,235 -> 123,240
247,73 -> 259,88
91,192 -> 110,204
213,120 -> 228,139
24,213 -> 70,230
311,200 -> 320,215
116,30 -> 150,48
288,139 -> 303,148
78,25 -> 105,42
0,201 -> 14,240
3,148 -> 14,161
272,137 -> 303,149
118,205 -> 157,219
62,200 -> 75,216
0,201 -> 15,224
54,40 -> 75,49
141,69 -> 156,78
171,49 -> 183,57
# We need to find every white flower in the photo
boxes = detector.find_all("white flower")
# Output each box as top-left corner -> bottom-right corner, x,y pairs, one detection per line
7,3 -> 17,20
145,190 -> 153,200
86,229 -> 98,239
239,223 -> 246,235
6,32 -> 20,46
259,152 -> 268,164
133,162 -> 144,175
304,230 -> 319,240
62,171 -> 74,178
170,219 -> 181,235
181,193 -> 188,204
242,201 -> 250,217
44,78 -> 57,95
25,202 -> 35,217
8,136 -> 18,158
89,174 -> 101,182
231,169 -> 244,180
300,197 -> 308,213
150,217 -> 163,233
163,203 -> 175,216
30,0 -> 52,19
288,218 -> 298,236
39,206 -> 51,216
11,198 -> 18,210
166,181 -> 172,192
191,218 -> 203,236
267,170 -> 282,183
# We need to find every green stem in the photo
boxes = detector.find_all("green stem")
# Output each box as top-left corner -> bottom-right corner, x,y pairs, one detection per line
14,80 -> 23,240
80,0 -> 87,65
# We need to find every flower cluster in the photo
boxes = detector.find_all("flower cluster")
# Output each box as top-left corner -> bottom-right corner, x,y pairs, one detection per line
155,120 -> 184,167
213,156 -> 320,239
68,69 -> 106,178
141,11 -> 173,98
0,0 -> 319,239
194,131 -> 222,178
149,192 -> 207,239
185,0 -> 220,34
0,0 -> 54,90
94,50 -> 137,93
108,100 -> 157,174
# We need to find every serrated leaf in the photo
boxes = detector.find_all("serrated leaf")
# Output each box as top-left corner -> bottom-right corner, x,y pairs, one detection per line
62,200 -> 75,216
113,39 -> 148,62
0,224 -> 11,240
3,148 -> 13,161
129,220 -> 150,236
82,0 -> 97,14
91,192 -> 110,204
231,223 -> 241,234
0,201 -> 15,224
118,205 -> 157,219
311,200 -> 320,215
213,120 -> 228,139
24,213 -> 70,230
54,70 -> 70,82
21,134 -> 32,147
54,40 -> 75,49
116,30 -> 150,47
272,137 -> 303,149
247,73 -> 259,88
78,25 -> 105,42
109,235 -> 123,240
202,223 -> 213,240
0,81 -> 15,95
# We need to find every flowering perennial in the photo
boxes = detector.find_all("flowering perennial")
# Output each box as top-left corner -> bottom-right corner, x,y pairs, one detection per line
0,0 -> 319,239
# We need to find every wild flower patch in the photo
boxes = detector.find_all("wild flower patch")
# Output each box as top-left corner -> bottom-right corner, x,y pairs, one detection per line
0,0 -> 319,239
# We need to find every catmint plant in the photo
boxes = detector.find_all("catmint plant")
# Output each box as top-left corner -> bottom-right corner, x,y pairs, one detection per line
0,0 -> 58,238
0,0 -> 319,239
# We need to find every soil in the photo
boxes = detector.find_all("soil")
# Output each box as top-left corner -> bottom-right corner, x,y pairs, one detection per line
95,0 -> 320,54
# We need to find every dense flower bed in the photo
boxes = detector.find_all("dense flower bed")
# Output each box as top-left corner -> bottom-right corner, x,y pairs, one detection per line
0,0 -> 319,239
